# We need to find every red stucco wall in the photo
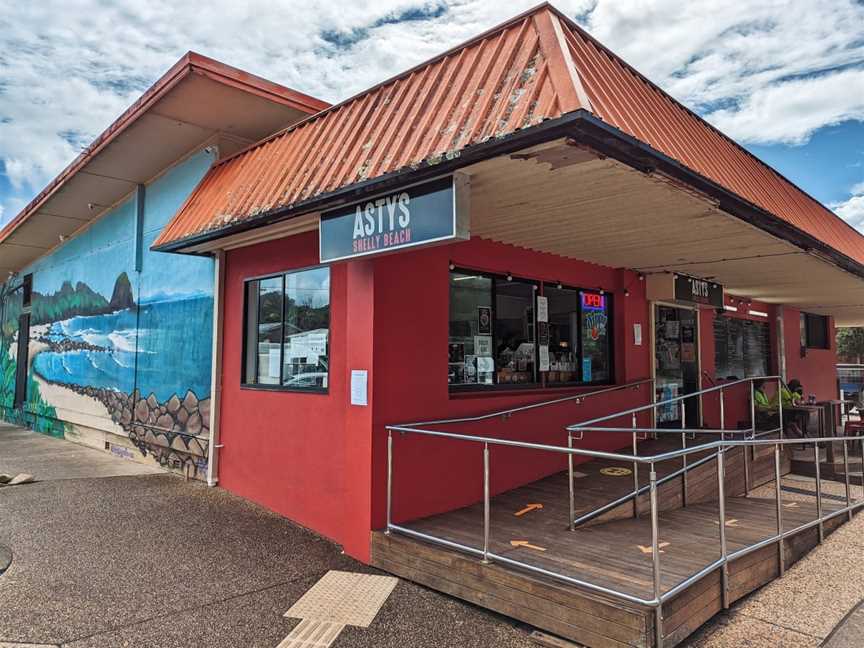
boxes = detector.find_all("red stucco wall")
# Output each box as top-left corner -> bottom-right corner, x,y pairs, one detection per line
216,232 -> 839,563
369,238 -> 653,531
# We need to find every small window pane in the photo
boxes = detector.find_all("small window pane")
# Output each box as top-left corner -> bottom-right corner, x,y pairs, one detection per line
714,317 -> 770,379
580,291 -> 611,382
283,267 -> 330,390
544,285 -> 580,384
494,278 -> 536,385
256,277 -> 283,385
448,272 -> 493,385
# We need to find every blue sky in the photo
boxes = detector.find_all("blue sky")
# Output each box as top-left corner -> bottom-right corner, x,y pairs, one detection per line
0,0 -> 862,229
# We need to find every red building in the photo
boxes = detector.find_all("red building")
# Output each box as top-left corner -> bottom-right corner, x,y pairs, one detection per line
152,5 -> 861,646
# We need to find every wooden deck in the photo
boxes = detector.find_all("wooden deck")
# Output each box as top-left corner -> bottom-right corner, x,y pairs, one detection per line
372,436 -> 856,647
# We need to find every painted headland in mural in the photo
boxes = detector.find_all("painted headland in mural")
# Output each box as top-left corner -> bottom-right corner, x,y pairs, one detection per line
0,150 -> 215,477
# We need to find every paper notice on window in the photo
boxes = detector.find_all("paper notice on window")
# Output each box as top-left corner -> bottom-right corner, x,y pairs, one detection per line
350,370 -> 368,406
537,295 -> 548,323
582,357 -> 592,382
268,348 -> 280,378
476,356 -> 494,373
539,345 -> 550,371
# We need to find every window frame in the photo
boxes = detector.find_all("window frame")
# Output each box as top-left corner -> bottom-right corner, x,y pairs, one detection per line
241,264 -> 331,394
448,267 -> 614,393
800,312 -> 830,350
713,314 -> 772,380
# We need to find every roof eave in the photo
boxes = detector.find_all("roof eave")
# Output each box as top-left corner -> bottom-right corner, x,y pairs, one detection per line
154,110 -> 864,290
0,52 -> 330,250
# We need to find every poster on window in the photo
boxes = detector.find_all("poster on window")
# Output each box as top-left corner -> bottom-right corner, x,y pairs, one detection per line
539,345 -> 550,371
478,306 -> 492,335
536,295 -> 548,323
474,335 -> 492,356
582,357 -> 592,382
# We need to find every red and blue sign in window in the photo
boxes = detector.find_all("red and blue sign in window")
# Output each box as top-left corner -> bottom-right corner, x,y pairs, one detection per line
581,291 -> 605,311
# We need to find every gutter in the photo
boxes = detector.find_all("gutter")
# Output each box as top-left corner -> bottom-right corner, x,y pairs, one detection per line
153,110 -> 864,289
206,249 -> 225,487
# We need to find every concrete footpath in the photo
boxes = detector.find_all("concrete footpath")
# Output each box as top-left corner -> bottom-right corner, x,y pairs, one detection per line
3,423 -> 864,647
0,423 -> 534,648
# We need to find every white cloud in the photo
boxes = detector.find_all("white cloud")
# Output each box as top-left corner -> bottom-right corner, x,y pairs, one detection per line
705,68 -> 864,145
0,0 -> 862,221
832,186 -> 864,230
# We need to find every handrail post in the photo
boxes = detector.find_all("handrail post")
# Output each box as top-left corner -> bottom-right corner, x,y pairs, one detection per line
386,429 -> 393,534
750,379 -> 757,437
843,439 -> 852,522
777,377 -> 784,441
650,463 -> 663,647
717,448 -> 729,608
680,401 -> 688,507
719,387 -> 725,441
482,442 -> 491,564
651,377 -> 657,434
632,413 -> 639,518
774,443 -> 785,575
814,440 -> 824,544
568,432 -> 575,532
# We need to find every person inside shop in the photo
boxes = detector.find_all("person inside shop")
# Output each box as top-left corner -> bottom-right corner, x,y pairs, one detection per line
753,379 -> 804,439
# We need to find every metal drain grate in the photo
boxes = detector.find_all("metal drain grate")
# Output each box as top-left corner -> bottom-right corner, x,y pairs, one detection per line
284,571 -> 398,628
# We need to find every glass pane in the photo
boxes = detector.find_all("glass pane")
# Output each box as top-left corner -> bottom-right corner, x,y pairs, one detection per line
581,291 -> 610,382
543,285 -> 580,384
448,272 -> 493,385
256,277 -> 283,385
283,267 -> 330,390
495,278 -> 536,384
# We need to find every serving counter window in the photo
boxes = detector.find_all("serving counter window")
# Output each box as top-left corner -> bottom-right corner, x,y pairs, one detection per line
714,316 -> 770,379
243,266 -> 331,391
448,269 -> 612,390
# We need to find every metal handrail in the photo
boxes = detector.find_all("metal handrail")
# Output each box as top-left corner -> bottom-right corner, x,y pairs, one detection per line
567,375 -> 780,430
400,377 -> 655,428
568,374 -> 783,518
385,423 -> 864,647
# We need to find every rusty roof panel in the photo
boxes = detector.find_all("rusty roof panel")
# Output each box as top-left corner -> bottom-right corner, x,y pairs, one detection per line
156,4 -> 864,268
154,8 -> 580,247
558,19 -> 864,264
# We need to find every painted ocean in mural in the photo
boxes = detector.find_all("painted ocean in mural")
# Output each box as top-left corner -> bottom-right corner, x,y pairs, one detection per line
33,295 -> 212,402
0,148 -> 216,476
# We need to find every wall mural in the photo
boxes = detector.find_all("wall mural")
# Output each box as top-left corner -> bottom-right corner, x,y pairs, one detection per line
0,150 -> 215,477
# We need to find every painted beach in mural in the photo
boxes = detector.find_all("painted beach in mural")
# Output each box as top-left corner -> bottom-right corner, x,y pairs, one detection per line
0,151 -> 215,477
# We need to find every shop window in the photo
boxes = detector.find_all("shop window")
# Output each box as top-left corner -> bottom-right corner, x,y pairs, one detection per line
243,266 -> 330,391
714,317 -> 770,379
579,291 -> 611,382
800,312 -> 829,350
448,269 -> 612,389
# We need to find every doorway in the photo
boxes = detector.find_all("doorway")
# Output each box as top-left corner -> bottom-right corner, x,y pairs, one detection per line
13,312 -> 30,408
654,304 -> 700,427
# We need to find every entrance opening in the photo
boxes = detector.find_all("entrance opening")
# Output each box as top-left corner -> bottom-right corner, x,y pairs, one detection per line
654,304 -> 699,426
13,312 -> 30,408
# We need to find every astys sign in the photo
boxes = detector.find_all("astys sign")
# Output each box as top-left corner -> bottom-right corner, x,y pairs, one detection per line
674,273 -> 724,308
319,175 -> 469,263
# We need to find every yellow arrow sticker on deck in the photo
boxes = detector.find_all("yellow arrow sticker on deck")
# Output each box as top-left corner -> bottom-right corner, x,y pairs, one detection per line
600,466 -> 633,477
637,542 -> 670,554
514,503 -> 543,517
713,519 -> 740,527
510,540 -> 547,552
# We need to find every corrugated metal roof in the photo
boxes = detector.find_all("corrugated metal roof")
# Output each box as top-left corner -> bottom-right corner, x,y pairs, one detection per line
153,6 -> 584,247
154,3 -> 864,268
